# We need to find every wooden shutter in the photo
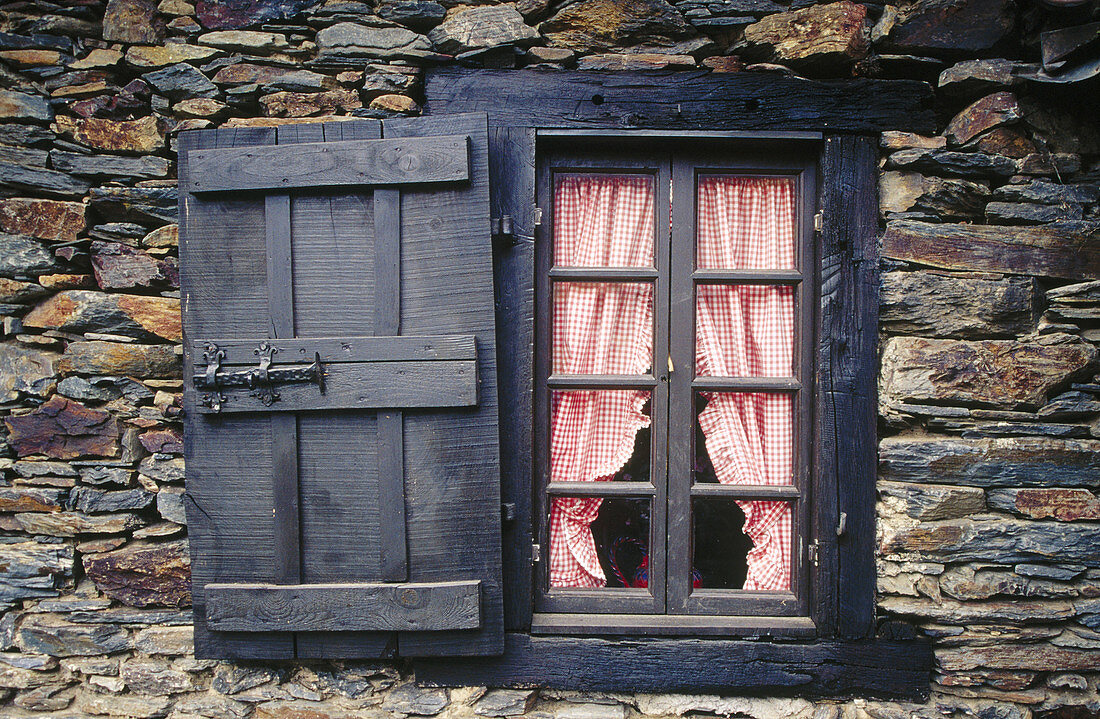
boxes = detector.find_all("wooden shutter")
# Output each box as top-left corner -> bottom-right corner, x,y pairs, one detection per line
178,113 -> 503,658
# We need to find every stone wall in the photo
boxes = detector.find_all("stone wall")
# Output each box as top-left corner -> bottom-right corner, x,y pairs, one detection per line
0,0 -> 1098,717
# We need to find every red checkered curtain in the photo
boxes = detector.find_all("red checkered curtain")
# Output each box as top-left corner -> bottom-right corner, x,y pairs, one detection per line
696,176 -> 795,591
549,175 -> 655,588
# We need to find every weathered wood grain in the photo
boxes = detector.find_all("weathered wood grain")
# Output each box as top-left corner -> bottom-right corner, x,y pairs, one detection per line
206,580 -> 482,632
414,634 -> 933,699
424,68 -> 935,134
817,136 -> 879,640
184,135 -> 471,193
191,335 -> 476,365
883,220 -> 1100,280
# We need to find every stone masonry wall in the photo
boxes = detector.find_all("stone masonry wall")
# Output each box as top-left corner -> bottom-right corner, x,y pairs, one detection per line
0,0 -> 1099,717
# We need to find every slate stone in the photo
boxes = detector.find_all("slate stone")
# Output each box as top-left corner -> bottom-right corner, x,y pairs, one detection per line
212,62 -> 293,86
49,151 -> 170,180
576,53 -> 696,70
938,58 -> 1025,97
139,455 -> 186,483
540,0 -> 695,54
0,123 -> 55,147
885,149 -> 1017,179
740,1 -> 868,69
57,376 -> 121,402
997,180 -> 1100,206
879,481 -> 986,521
378,1 -> 446,31
54,116 -> 166,155
0,342 -> 59,401
946,91 -> 1021,145
23,290 -> 182,342
196,0 -> 323,31
155,487 -> 186,525
1014,564 -> 1085,582
213,663 -> 281,694
260,69 -> 332,92
316,21 -> 434,62
140,429 -> 183,454
0,162 -> 91,198
0,234 -> 64,279
90,222 -> 149,244
474,689 -> 537,717
121,660 -> 196,694
886,0 -> 1014,55
880,271 -> 1032,340
938,644 -> 1100,672
0,198 -> 85,242
198,30 -> 290,53
143,62 -> 220,100
968,127 -> 1036,159
4,396 -> 120,459
13,460 -> 79,479
83,540 -> 190,608
987,488 -> 1100,522
0,542 -> 73,607
80,466 -> 134,487
428,6 -> 539,55
1017,152 -> 1081,177
91,242 -> 179,291
939,567 -> 1076,601
0,91 -> 52,122
58,341 -> 180,378
103,0 -> 164,44
880,171 -> 990,219
0,487 -> 66,512
879,436 -> 1100,488
0,278 -> 49,304
124,44 -> 220,68
76,692 -> 172,718
882,337 -> 1097,409
69,487 -> 156,514
381,683 -> 449,716
17,615 -> 132,657
88,186 -> 179,224
881,517 -> 1100,565
986,201 -> 1080,225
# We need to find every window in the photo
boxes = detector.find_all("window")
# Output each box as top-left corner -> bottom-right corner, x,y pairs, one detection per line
533,143 -> 817,629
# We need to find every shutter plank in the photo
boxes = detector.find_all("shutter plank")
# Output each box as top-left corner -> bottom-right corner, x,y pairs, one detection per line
383,113 -> 504,657
207,581 -> 480,632
185,135 -> 470,193
191,335 -> 476,364
180,126 -> 295,659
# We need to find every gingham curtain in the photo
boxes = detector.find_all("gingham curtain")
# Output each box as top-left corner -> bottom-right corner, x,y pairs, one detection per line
549,175 -> 654,588
695,176 -> 795,591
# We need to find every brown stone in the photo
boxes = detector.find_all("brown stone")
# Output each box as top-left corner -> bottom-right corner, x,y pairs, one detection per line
0,343 -> 59,401
0,198 -> 85,242
91,242 -> 178,290
0,487 -> 65,513
987,488 -> 1100,522
77,692 -> 171,718
54,116 -> 166,155
69,48 -> 124,70
138,428 -> 183,454
0,50 -> 62,67
103,0 -> 165,44
0,91 -> 52,123
5,396 -> 119,459
83,540 -> 190,609
938,645 -> 1100,672
880,517 -> 1100,565
173,98 -> 229,119
38,274 -> 95,290
880,131 -> 946,151
52,81 -> 112,99
212,62 -> 292,86
259,89 -> 361,117
938,59 -> 1025,97
14,512 -> 143,536
879,172 -> 990,219
540,0 -> 696,54
886,0 -> 1014,55
741,1 -> 868,69
881,337 -> 1097,409
879,596 -> 1076,624
58,341 -> 179,378
367,93 -> 420,115
701,56 -> 743,72
577,53 -> 695,70
939,567 -> 1077,601
24,290 -> 181,342
0,278 -> 48,304
946,92 -> 1021,146
880,271 -> 1033,339
1017,153 -> 1081,177
198,30 -> 289,53
969,127 -> 1036,159
124,44 -> 219,68
883,219 -> 1100,281
878,481 -> 985,521
222,115 -> 362,128
141,225 -> 178,248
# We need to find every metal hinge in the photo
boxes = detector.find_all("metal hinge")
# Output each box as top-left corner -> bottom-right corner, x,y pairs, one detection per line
531,543 -> 542,563
813,212 -> 823,232
808,540 -> 819,567
533,207 -> 543,227
501,502 -> 516,522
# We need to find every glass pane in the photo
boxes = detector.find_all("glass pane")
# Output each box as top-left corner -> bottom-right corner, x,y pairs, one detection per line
695,284 -> 795,377
696,175 -> 796,270
694,392 -> 794,487
550,390 -> 651,484
553,174 -> 655,268
553,282 -> 653,375
549,496 -> 651,589
692,499 -> 793,591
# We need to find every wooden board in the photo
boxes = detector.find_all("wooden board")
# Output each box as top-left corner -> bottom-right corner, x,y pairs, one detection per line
414,633 -> 933,699
206,581 -> 481,632
184,135 -> 470,192
424,68 -> 936,134
192,335 -> 476,365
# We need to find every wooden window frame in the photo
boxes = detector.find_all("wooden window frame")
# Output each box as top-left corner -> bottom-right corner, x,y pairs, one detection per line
416,68 -> 934,698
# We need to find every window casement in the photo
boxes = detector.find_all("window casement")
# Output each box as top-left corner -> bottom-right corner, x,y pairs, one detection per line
532,145 -> 818,632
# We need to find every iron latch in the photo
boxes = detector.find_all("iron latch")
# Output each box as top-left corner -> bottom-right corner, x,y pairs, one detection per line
194,341 -> 325,412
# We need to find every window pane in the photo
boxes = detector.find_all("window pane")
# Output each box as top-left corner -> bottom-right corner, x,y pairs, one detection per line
553,282 -> 653,375
550,390 -> 651,484
695,284 -> 794,377
550,496 -> 651,589
694,392 -> 793,487
692,499 -> 793,591
696,176 -> 796,270
554,174 -> 655,268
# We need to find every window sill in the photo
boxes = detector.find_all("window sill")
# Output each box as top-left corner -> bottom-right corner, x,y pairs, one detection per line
531,613 -> 817,638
